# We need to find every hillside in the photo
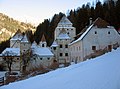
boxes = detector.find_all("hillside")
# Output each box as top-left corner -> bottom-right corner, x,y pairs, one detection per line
0,13 -> 35,42
1,47 -> 120,89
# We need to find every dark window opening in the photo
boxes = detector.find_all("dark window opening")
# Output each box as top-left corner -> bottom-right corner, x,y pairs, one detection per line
60,53 -> 63,56
65,45 -> 68,48
53,47 -> 56,50
60,44 -> 62,48
108,31 -> 110,34
95,31 -> 97,34
65,53 -> 68,56
42,44 -> 44,47
92,46 -> 96,50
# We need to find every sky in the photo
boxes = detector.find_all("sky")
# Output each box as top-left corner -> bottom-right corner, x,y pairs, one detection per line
0,0 -> 103,26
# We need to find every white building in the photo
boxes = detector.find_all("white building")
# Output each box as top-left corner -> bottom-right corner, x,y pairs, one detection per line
54,15 -> 76,41
69,17 -> 120,63
51,16 -> 76,66
30,34 -> 54,69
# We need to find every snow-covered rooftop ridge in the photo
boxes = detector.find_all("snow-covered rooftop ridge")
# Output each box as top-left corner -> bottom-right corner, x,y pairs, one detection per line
10,33 -> 23,41
57,28 -> 71,40
2,47 -> 120,89
58,16 -> 72,25
1,48 -> 20,56
21,34 -> 29,42
32,47 -> 54,57
50,41 -> 58,47
70,24 -> 93,45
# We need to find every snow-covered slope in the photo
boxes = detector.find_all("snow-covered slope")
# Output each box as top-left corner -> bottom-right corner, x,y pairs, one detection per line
1,48 -> 120,89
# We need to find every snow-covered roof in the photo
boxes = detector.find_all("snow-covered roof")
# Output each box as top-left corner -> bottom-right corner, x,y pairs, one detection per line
2,48 -> 120,89
57,28 -> 71,40
1,48 -> 20,56
69,24 -> 93,45
58,16 -> 72,25
31,41 -> 37,48
21,34 -> 29,43
32,47 -> 54,57
70,17 -> 114,45
10,33 -> 23,41
50,41 -> 58,47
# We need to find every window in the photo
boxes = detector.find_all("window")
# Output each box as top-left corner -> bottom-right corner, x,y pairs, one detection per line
60,44 -> 62,48
67,32 -> 69,35
108,31 -> 110,34
71,29 -> 73,30
65,44 -> 68,48
48,58 -> 50,60
95,31 -> 97,34
60,53 -> 63,56
65,53 -> 68,56
40,58 -> 42,60
92,46 -> 96,50
42,44 -> 44,47
53,47 -> 56,50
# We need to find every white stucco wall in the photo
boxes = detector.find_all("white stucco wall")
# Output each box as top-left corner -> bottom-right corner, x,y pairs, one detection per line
82,26 -> 120,59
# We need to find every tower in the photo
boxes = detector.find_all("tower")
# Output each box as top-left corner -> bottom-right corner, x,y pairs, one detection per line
55,15 -> 76,41
56,28 -> 71,65
39,34 -> 47,47
20,34 -> 31,54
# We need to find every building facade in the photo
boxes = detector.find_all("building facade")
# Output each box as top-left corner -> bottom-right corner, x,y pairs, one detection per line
69,17 -> 120,63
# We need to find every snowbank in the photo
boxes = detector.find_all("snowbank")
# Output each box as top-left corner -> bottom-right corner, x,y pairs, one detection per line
1,48 -> 120,89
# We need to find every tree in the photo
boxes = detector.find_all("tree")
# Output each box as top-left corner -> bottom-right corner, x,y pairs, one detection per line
2,51 -> 16,72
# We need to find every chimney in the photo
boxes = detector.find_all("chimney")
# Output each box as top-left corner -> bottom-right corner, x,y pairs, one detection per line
89,18 -> 92,25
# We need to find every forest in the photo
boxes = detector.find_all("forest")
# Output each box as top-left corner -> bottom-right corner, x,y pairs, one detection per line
0,0 -> 120,53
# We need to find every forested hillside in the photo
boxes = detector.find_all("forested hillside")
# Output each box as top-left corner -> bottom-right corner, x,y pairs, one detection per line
35,0 -> 120,46
0,13 -> 35,42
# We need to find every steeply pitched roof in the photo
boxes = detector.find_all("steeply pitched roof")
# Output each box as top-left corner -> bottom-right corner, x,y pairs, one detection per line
1,48 -> 20,56
50,40 -> 58,47
40,34 -> 46,42
32,47 -> 54,57
93,17 -> 109,28
70,17 -> 112,45
10,29 -> 23,41
57,28 -> 71,40
21,34 -> 29,43
58,15 -> 72,25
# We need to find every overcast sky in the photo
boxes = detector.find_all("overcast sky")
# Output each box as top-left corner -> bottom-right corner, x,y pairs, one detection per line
0,0 -> 103,26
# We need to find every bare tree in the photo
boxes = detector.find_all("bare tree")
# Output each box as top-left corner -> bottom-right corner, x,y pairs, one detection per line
2,51 -> 16,73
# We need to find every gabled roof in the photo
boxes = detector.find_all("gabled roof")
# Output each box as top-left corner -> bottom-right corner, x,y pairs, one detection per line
70,17 -> 112,45
40,34 -> 46,42
21,34 -> 29,43
57,28 -> 71,40
58,15 -> 72,25
1,48 -> 20,56
50,40 -> 58,47
10,29 -> 23,41
93,17 -> 109,28
32,47 -> 54,57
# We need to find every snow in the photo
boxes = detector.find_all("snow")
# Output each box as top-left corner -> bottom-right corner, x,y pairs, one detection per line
21,34 -> 29,42
1,47 -> 120,89
50,41 -> 58,47
57,33 -> 71,40
32,47 -> 54,57
10,33 -> 23,41
1,48 -> 20,56
70,24 -> 93,45
58,16 -> 72,25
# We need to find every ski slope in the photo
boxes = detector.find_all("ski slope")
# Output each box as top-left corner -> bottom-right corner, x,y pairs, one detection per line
1,48 -> 120,89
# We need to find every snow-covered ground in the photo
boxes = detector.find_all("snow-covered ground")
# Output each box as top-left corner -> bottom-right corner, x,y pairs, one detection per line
1,48 -> 120,89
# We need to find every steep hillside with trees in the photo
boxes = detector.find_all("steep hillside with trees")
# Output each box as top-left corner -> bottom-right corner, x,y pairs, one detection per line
0,13 -> 35,42
35,0 -> 120,46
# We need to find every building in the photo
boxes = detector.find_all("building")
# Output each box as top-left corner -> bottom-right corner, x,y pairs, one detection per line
69,17 -> 120,63
0,32 -> 54,72
51,15 -> 76,66
29,34 -> 54,70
